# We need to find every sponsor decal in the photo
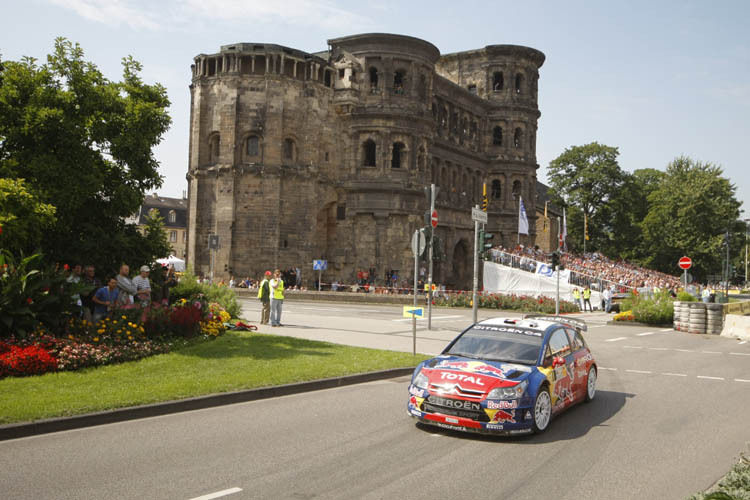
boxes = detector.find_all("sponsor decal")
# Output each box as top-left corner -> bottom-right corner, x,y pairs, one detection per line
486,424 -> 504,430
409,386 -> 425,397
486,400 -> 518,409
410,409 -> 422,417
409,396 -> 425,410
509,429 -> 533,435
576,352 -> 593,366
437,360 -> 507,378
473,325 -> 542,337
439,371 -> 486,386
435,422 -> 466,431
446,417 -> 459,424
524,410 -> 532,420
485,408 -> 516,424
429,395 -> 481,411
553,372 -> 574,406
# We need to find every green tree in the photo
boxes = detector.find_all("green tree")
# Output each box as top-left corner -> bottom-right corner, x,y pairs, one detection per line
641,157 -> 742,281
0,38 -> 171,273
547,142 -> 626,254
0,178 -> 56,254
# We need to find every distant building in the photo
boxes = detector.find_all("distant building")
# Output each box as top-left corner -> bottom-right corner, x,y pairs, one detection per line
132,194 -> 188,258
535,181 -> 562,253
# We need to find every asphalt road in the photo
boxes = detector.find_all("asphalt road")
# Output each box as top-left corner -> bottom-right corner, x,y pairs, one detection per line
1,301 -> 748,500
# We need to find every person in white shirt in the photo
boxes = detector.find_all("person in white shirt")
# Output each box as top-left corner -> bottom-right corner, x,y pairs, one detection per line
132,265 -> 152,307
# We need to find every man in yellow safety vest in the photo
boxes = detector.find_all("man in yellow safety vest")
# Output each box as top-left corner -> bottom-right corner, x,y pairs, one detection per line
269,269 -> 285,327
257,270 -> 272,324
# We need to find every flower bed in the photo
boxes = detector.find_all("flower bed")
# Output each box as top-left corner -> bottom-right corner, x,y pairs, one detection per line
614,310 -> 635,322
433,292 -> 578,314
0,299 -> 234,378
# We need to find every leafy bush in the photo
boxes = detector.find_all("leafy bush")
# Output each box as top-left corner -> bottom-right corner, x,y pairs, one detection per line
433,292 -> 578,314
621,289 -> 674,325
689,454 -> 750,500
171,268 -> 240,318
677,291 -> 696,302
0,251 -> 88,339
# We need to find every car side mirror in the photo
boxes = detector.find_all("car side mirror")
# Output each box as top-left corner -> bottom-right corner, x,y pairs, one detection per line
552,356 -> 566,368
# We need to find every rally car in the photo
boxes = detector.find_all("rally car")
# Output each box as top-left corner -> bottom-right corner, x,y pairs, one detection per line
407,315 -> 596,435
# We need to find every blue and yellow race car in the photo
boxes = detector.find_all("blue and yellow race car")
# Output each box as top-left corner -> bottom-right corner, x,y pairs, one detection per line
407,315 -> 596,435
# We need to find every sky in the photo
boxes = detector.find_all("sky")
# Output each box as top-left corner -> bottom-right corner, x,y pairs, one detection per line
3,0 -> 749,214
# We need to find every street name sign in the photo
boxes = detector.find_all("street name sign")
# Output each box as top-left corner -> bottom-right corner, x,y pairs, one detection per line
471,207 -> 488,224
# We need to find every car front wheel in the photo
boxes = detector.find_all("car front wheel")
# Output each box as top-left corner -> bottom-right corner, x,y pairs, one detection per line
532,386 -> 552,434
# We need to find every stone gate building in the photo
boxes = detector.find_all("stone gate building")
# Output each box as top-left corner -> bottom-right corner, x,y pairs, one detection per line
186,33 -> 546,288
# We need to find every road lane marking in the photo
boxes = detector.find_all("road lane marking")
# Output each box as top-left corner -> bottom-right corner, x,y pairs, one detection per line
701,351 -> 721,354
674,349 -> 693,352
637,332 -> 655,336
697,376 -> 724,380
599,367 -> 617,371
740,341 -> 747,345
735,379 -> 750,383
189,488 -> 243,500
648,347 -> 668,351
659,328 -> 673,332
626,369 -> 652,374
662,372 -> 687,377
623,346 -> 642,349
730,352 -> 750,356
606,337 -> 627,342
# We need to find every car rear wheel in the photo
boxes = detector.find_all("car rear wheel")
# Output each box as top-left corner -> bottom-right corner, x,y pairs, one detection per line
532,387 -> 551,434
584,366 -> 597,402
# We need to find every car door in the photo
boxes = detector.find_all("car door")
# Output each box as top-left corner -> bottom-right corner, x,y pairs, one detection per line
565,327 -> 591,401
545,328 -> 576,412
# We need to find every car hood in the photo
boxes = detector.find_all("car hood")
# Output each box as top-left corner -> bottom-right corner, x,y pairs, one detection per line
419,355 -> 533,393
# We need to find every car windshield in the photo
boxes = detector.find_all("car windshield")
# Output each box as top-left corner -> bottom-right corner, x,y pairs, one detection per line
445,325 -> 544,365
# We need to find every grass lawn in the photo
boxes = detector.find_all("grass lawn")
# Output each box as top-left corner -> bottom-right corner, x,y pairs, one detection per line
0,331 -> 428,425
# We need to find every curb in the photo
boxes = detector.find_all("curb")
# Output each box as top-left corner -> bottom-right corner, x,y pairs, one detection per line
606,320 -> 673,328
0,367 -> 416,441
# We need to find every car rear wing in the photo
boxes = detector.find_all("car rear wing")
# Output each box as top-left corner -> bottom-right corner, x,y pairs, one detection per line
523,315 -> 588,332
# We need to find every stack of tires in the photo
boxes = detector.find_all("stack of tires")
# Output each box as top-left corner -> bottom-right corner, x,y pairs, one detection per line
688,302 -> 707,334
672,301 -> 682,331
675,301 -> 691,332
705,303 -> 724,335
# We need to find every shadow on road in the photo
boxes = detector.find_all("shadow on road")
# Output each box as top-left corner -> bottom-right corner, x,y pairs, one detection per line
414,389 -> 633,443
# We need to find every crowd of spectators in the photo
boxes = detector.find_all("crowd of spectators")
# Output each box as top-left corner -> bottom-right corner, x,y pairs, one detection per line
490,244 -> 683,291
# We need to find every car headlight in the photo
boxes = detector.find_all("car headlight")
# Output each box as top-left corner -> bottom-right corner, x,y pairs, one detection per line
487,380 -> 527,400
412,370 -> 429,389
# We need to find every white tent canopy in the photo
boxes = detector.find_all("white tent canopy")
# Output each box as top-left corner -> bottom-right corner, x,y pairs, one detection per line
156,255 -> 185,272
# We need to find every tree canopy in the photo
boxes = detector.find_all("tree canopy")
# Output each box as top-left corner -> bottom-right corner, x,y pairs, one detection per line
0,38 -> 171,276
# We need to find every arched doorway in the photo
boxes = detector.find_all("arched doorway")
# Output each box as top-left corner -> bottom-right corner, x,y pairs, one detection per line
451,239 -> 471,291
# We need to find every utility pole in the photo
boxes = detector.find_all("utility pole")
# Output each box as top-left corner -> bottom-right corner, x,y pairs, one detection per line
427,184 -> 437,330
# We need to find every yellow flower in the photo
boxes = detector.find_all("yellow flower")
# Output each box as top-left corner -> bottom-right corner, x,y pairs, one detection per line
68,335 -> 74,340
121,315 -> 126,319
93,337 -> 99,342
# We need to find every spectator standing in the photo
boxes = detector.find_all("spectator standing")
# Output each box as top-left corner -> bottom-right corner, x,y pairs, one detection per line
269,269 -> 285,327
115,264 -> 137,307
258,271 -> 272,325
92,277 -> 119,322
133,265 -> 152,307
229,276 -> 235,288
572,288 -> 582,310
602,286 -> 612,313
66,263 -> 83,315
80,265 -> 102,322
583,286 -> 592,312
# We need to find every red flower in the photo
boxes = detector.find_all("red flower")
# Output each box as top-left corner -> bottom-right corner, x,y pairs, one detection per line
26,297 -> 33,305
63,264 -> 70,271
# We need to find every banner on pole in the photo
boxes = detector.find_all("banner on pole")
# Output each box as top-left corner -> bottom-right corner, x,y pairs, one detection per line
518,196 -> 529,235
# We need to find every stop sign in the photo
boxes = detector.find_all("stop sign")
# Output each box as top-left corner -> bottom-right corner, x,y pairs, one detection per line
431,210 -> 438,228
678,256 -> 692,270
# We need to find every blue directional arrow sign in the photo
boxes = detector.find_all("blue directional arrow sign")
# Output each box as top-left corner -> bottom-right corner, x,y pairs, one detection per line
403,306 -> 424,318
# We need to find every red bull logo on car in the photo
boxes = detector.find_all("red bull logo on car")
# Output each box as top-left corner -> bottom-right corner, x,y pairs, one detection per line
485,408 -> 516,423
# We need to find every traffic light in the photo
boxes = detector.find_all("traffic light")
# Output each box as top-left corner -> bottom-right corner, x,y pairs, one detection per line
549,251 -> 560,269
482,232 -> 494,259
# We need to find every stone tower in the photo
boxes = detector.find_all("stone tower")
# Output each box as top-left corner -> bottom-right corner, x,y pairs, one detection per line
186,34 -> 545,289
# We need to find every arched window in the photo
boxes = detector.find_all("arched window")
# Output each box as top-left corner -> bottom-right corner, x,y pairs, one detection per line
246,135 -> 260,157
369,67 -> 379,93
208,134 -> 220,164
393,70 -> 406,94
283,138 -> 295,161
491,180 -> 502,199
515,73 -> 524,94
493,72 -> 504,91
324,70 -> 332,87
514,128 -> 522,148
363,139 -> 376,167
512,180 -> 522,198
418,75 -> 427,99
168,210 -> 176,223
493,126 -> 503,146
391,142 -> 405,169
